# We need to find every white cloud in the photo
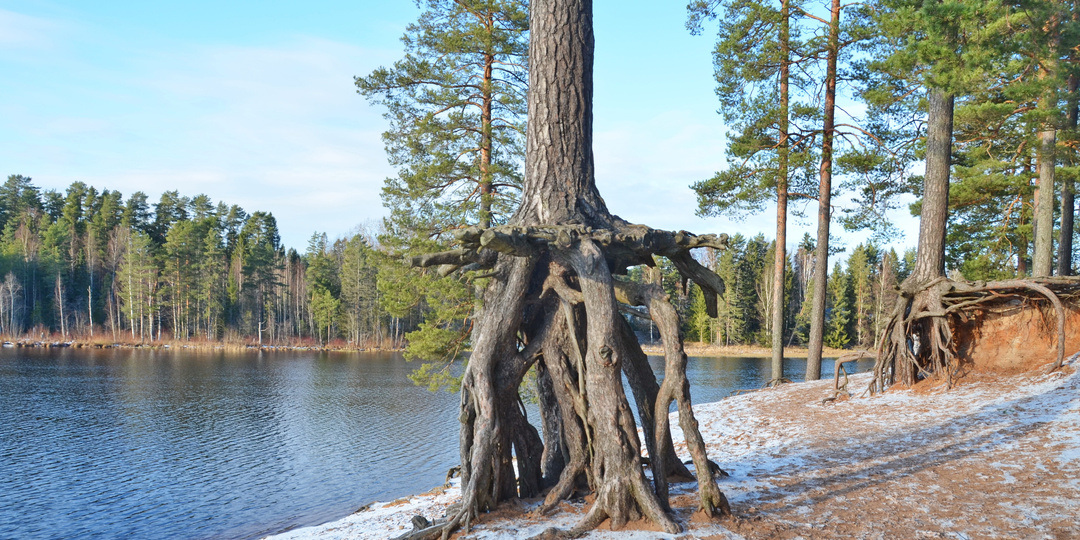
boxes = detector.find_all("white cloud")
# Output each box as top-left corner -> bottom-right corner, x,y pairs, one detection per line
11,35 -> 400,249
0,9 -> 68,51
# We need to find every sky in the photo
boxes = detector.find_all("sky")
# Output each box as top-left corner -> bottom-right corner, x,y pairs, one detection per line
0,0 -> 920,255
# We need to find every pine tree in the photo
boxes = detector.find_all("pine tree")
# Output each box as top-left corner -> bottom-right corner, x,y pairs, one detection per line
340,232 -> 380,346
0,175 -> 42,234
874,248 -> 900,346
117,229 -> 157,340
688,283 -> 715,343
1027,0 -> 1078,275
824,260 -> 854,349
403,0 -> 734,528
847,242 -> 880,347
867,0 -> 1019,388
358,0 -> 527,233
357,0 -> 529,379
689,0 -> 820,380
238,212 -> 282,341
714,234 -> 747,345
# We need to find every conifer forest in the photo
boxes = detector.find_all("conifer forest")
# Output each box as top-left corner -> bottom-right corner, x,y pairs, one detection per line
0,175 -> 390,346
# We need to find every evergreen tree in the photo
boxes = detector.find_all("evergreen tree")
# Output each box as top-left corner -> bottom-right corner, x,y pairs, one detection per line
689,0 -> 818,380
942,0 -> 1080,278
197,219 -> 226,340
824,260 -> 854,349
122,192 -> 152,233
0,175 -> 391,344
305,232 -> 342,341
847,242 -> 880,347
688,283 -> 715,343
239,212 -> 282,342
0,175 -> 42,233
357,0 -> 530,381
1027,0 -> 1078,275
792,233 -> 815,344
714,234 -> 747,345
151,191 -> 189,247
357,0 -> 528,233
340,232 -> 380,345
117,229 -> 157,340
874,247 -> 900,346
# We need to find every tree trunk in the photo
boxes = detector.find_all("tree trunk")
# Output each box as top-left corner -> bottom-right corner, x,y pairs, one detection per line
1034,53 -> 1058,277
911,89 -> 953,283
1058,73 -> 1078,275
517,0 -> 603,227
806,0 -> 840,381
410,0 -> 732,536
1034,118 -> 1057,276
872,89 -> 953,391
771,0 -> 791,383
479,41 -> 495,229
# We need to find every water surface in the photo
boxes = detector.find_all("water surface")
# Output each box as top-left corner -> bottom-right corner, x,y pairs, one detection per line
0,348 -> 869,539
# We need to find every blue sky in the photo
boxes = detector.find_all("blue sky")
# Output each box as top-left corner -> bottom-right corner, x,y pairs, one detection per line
0,0 -> 917,254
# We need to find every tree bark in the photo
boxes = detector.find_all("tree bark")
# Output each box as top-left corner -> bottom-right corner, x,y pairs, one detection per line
517,0 -> 605,227
1057,73 -> 1078,275
806,0 -> 840,381
771,0 -> 791,383
1034,49 -> 1059,277
912,89 -> 954,283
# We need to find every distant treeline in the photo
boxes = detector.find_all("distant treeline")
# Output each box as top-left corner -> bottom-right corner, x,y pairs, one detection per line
0,174 -> 407,346
648,234 -> 915,351
0,172 -> 911,352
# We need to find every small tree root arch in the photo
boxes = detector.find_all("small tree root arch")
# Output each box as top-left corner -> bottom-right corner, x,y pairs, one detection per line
408,223 -> 732,539
872,276 -> 1080,393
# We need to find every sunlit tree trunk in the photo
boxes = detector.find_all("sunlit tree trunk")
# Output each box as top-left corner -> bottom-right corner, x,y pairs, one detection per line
807,0 -> 840,380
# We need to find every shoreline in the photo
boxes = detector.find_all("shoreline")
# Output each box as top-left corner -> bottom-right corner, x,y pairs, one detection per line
3,338 -> 848,359
640,343 -> 849,359
266,353 -> 1080,539
0,338 -> 404,353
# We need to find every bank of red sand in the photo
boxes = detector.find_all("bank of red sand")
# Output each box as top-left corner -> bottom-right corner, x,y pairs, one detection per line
269,352 -> 1080,539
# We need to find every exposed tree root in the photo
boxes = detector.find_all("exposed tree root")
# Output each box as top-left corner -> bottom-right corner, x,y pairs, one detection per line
872,277 -> 1080,393
615,279 -> 731,517
821,350 -> 872,405
409,223 -> 732,538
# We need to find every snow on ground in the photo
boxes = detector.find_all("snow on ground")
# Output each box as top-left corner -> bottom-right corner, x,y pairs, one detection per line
266,352 -> 1080,539
268,482 -> 463,540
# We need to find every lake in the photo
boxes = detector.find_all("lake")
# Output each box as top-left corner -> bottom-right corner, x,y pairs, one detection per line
0,347 -> 870,540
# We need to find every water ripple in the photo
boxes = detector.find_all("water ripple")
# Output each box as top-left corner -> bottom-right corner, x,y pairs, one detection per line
0,349 -> 870,540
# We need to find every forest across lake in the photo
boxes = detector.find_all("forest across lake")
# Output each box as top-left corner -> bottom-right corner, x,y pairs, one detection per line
0,174 -> 910,361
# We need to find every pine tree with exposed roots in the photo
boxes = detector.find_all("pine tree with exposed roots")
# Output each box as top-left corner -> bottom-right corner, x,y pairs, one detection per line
401,0 -> 732,537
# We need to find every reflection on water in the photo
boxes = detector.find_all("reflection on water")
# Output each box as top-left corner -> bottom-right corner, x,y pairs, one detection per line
0,349 -> 461,540
0,348 -> 870,540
